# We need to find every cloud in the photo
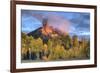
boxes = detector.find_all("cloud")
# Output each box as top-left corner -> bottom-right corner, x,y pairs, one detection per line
21,10 -> 90,38
22,10 -> 71,33
70,12 -> 90,28
45,13 -> 71,33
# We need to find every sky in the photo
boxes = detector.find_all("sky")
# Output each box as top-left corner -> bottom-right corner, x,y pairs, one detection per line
21,9 -> 90,38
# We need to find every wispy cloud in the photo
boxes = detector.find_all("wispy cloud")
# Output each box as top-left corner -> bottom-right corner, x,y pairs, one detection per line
21,10 -> 90,37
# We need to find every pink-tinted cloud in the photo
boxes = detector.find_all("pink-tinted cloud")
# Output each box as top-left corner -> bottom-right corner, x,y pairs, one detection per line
32,13 -> 71,34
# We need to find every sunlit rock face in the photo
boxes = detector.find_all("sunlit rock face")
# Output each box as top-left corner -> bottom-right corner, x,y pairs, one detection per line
40,18 -> 67,37
41,23 -> 53,36
27,18 -> 68,44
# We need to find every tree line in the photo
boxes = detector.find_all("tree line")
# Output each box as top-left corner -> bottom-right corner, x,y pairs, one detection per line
21,32 -> 90,61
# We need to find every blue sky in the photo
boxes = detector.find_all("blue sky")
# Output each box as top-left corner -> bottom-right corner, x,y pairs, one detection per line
21,10 -> 90,37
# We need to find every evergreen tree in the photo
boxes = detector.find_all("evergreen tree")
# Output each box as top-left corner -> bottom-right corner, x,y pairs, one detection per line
72,35 -> 79,48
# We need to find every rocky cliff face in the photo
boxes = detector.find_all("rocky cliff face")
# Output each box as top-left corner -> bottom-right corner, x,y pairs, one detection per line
27,18 -> 67,43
